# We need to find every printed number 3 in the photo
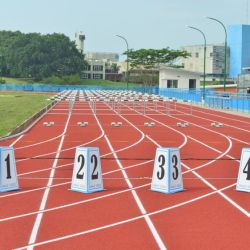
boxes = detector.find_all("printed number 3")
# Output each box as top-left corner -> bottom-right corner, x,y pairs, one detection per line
157,155 -> 165,180
172,154 -> 179,180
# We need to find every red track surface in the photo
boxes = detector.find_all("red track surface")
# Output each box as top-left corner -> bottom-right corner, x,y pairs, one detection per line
0,92 -> 250,250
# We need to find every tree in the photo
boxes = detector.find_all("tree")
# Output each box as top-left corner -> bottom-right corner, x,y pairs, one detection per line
0,31 -> 87,81
124,48 -> 190,88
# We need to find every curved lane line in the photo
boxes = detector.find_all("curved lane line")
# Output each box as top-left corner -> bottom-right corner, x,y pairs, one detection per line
14,182 -> 236,250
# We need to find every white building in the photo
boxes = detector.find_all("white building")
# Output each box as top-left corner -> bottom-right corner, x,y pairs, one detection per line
82,60 -> 106,80
75,31 -> 85,54
85,52 -> 119,62
179,44 -> 229,79
159,66 -> 200,89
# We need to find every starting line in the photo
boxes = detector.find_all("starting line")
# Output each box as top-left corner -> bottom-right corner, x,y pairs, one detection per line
0,145 -> 249,194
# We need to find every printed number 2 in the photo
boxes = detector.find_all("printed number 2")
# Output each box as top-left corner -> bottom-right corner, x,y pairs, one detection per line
172,154 -> 179,180
76,154 -> 85,180
5,154 -> 11,179
243,157 -> 250,180
91,155 -> 98,180
76,154 -> 99,180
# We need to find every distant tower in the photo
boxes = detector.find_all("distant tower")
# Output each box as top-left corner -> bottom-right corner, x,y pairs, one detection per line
75,31 -> 85,54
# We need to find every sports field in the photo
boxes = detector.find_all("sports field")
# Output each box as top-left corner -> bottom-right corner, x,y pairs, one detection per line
0,92 -> 52,137
0,90 -> 250,249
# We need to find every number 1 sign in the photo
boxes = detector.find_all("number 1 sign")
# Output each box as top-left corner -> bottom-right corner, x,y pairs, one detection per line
0,147 -> 19,192
71,147 -> 104,193
151,148 -> 183,194
236,148 -> 250,192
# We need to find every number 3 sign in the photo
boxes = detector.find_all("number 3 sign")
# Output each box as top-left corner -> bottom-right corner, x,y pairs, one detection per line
151,148 -> 183,194
71,147 -> 104,193
0,147 -> 19,192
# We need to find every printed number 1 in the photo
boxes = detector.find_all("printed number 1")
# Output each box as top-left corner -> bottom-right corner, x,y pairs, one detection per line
243,157 -> 250,180
5,154 -> 11,179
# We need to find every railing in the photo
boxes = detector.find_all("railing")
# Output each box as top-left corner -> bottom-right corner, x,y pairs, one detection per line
0,83 -> 159,93
0,84 -> 249,113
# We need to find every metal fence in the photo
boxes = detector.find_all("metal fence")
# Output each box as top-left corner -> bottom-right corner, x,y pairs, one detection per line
0,83 -> 159,93
0,84 -> 249,114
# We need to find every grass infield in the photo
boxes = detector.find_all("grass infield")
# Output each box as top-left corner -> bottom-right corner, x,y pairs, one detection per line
0,91 -> 53,137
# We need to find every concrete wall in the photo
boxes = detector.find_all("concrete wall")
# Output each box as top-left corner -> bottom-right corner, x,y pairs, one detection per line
159,67 -> 200,89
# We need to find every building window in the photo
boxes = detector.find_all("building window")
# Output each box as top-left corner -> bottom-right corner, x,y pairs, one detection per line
93,74 -> 103,79
93,65 -> 103,71
83,65 -> 91,71
210,52 -> 213,57
167,80 -> 178,88
81,73 -> 91,79
195,52 -> 199,58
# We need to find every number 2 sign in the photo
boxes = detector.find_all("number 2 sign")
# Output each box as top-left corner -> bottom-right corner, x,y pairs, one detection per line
71,147 -> 104,193
151,148 -> 183,194
236,148 -> 250,192
0,147 -> 19,192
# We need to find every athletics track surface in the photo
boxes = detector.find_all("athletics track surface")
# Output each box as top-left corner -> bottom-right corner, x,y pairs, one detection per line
0,90 -> 250,250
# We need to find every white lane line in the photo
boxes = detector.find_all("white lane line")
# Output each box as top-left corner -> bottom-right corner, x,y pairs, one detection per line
0,159 -> 152,200
122,102 -> 250,216
228,136 -> 250,146
144,105 -> 250,217
0,183 -> 150,222
182,162 -> 249,217
159,101 -> 250,133
15,132 -> 64,150
27,110 -> 72,249
15,129 -> 104,163
93,103 -> 166,249
10,135 -> 24,147
15,182 -> 236,250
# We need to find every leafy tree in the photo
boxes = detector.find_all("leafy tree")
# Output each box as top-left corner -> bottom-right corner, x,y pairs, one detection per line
0,31 -> 86,81
124,48 -> 190,87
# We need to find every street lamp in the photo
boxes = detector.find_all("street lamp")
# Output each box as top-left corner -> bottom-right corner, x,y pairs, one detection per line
187,26 -> 207,102
116,35 -> 129,89
206,16 -> 228,92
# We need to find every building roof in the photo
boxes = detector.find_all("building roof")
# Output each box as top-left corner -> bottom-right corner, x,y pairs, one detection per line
159,65 -> 201,76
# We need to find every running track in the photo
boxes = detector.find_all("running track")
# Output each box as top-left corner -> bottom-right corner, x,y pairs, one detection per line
0,90 -> 250,250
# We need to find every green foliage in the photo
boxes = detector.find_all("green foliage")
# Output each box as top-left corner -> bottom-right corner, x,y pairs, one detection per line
42,74 -> 141,87
0,77 -> 5,84
125,48 -> 190,69
43,75 -> 82,84
0,92 -> 52,137
0,31 -> 86,81
124,48 -> 190,87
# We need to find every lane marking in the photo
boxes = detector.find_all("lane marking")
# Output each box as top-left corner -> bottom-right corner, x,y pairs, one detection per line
93,105 -> 166,250
15,183 -> 236,250
133,102 -> 250,217
228,136 -> 250,146
27,106 -> 72,249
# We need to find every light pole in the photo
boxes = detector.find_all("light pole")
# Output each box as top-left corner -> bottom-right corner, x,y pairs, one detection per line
206,16 -> 227,92
116,35 -> 129,89
187,26 -> 207,102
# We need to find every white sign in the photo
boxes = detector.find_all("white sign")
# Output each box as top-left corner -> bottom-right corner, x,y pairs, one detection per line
236,148 -> 250,192
71,147 -> 103,193
0,147 -> 19,192
151,148 -> 183,194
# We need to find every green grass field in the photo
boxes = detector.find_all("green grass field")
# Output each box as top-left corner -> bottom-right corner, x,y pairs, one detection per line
0,92 -> 52,137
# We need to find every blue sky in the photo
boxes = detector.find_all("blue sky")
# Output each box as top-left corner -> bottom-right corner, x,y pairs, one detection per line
1,0 -> 249,57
